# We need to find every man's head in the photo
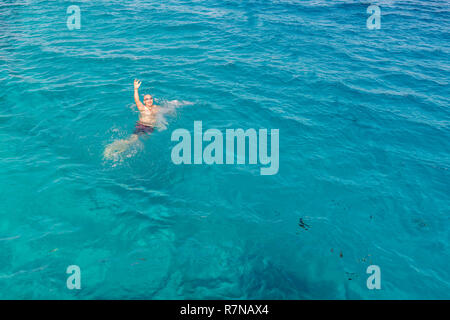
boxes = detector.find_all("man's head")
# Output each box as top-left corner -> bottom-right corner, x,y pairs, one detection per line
143,94 -> 153,107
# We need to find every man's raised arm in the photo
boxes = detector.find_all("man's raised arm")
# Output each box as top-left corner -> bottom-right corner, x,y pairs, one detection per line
134,79 -> 145,111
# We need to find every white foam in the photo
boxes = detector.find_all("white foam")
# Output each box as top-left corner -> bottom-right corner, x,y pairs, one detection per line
155,99 -> 193,131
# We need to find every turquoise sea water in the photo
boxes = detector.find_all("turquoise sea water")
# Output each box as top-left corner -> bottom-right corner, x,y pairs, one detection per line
0,0 -> 449,299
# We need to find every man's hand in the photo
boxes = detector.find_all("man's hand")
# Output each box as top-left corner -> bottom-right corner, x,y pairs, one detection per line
134,79 -> 142,90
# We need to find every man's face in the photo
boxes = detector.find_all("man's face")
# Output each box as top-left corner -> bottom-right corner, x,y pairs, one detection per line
143,94 -> 153,107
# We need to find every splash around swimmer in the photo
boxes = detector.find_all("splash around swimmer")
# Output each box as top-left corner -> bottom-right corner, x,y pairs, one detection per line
103,79 -> 160,160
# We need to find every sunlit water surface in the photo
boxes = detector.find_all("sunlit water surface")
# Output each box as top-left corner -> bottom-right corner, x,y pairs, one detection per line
0,0 -> 449,299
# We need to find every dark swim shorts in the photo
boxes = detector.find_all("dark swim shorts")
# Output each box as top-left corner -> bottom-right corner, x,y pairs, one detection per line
134,122 -> 154,135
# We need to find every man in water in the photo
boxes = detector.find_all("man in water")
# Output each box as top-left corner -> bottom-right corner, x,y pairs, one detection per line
103,79 -> 159,159
133,79 -> 159,135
